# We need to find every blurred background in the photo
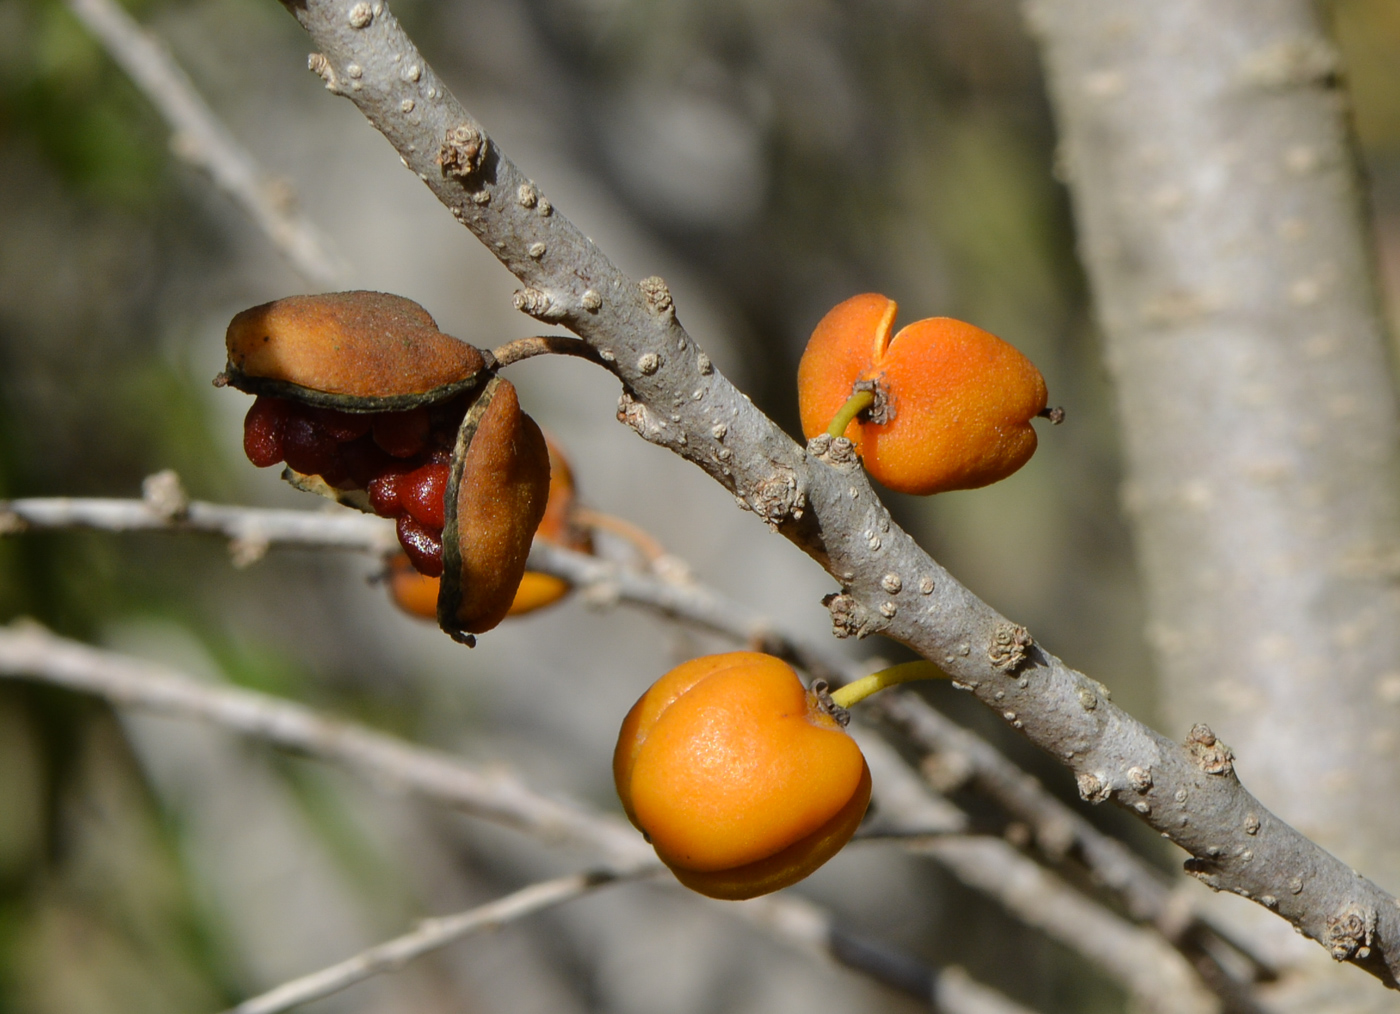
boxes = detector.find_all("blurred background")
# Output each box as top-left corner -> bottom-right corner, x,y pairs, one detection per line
0,0 -> 1397,1011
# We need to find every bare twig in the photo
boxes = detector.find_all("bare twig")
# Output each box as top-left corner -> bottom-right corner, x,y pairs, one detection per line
0,621 -> 1035,1014
226,870 -> 629,1014
490,335 -> 608,368
0,493 -> 1268,1003
65,0 -> 347,286
0,492 -> 396,565
916,836 -> 1217,1014
273,0 -> 1400,986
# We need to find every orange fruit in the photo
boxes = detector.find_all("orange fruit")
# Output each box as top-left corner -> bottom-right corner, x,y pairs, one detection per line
614,651 -> 870,900
797,293 -> 1048,494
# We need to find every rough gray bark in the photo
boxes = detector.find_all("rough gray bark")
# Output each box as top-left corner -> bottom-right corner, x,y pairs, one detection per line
270,0 -> 1400,990
1025,0 -> 1400,1008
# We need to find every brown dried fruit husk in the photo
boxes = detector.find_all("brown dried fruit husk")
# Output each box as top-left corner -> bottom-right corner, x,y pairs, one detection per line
439,375 -> 551,641
223,291 -> 485,411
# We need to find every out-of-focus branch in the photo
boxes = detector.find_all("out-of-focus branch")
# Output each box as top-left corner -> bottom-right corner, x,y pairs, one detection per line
1027,3 -> 1400,1006
64,0 -> 347,286
226,870 -> 630,1014
273,0 -> 1400,986
0,491 -> 1268,1005
915,836 -> 1216,1014
0,621 -> 1035,1014
0,482 -> 397,567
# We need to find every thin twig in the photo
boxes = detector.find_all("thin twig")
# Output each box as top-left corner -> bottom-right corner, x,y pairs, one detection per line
490,335 -> 608,368
0,621 -> 1036,1014
274,0 -> 1400,986
0,493 -> 1268,1003
65,0 -> 347,286
0,492 -> 396,567
226,870 -> 630,1014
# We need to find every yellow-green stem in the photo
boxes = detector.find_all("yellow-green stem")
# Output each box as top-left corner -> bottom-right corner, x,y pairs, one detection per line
825,389 -> 875,440
830,660 -> 945,710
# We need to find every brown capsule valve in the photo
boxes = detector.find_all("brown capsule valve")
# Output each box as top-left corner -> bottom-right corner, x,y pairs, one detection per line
440,374 -> 551,642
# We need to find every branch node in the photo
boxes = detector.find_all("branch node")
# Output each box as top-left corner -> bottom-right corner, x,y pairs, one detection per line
748,468 -> 802,527
307,52 -> 340,93
1075,771 -> 1112,803
638,276 -> 674,316
513,288 -> 562,322
1185,723 -> 1235,775
823,592 -> 878,639
438,123 -> 487,179
1326,902 -> 1377,961
988,624 -> 1033,671
229,533 -> 270,568
142,470 -> 189,522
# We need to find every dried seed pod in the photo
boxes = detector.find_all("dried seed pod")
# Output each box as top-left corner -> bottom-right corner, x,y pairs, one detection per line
221,291 -> 550,644
223,291 -> 486,411
440,375 -> 551,642
389,433 -> 592,623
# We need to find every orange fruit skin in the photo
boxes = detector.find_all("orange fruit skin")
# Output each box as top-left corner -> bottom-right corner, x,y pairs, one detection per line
797,294 -> 1048,495
506,572 -> 571,615
614,651 -> 871,900
388,554 -> 440,620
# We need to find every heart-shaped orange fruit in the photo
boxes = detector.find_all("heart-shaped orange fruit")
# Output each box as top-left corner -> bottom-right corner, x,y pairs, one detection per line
798,293 -> 1048,495
614,651 -> 870,900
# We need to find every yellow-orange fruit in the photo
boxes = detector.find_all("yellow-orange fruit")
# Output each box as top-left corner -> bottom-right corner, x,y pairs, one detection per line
388,553 -> 440,620
797,293 -> 1048,495
506,572 -> 572,616
614,651 -> 871,900
505,434 -> 592,616
440,376 -> 551,639
225,291 -> 485,410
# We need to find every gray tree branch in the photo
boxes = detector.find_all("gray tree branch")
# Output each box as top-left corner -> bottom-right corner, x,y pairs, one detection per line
0,490 -> 1270,1005
0,621 -> 1035,1014
268,0 -> 1400,987
225,870 -> 631,1014
0,484 -> 1324,1000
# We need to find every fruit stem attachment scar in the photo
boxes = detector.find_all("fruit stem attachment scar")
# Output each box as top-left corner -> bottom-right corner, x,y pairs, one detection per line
491,335 -> 609,369
829,660 -> 945,710
824,389 -> 876,440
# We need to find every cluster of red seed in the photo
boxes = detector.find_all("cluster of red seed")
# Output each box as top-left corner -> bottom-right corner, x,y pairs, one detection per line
242,394 -> 465,576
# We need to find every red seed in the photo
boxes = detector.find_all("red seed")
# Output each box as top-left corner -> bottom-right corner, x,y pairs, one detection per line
340,435 -> 394,489
373,407 -> 431,458
308,406 -> 373,442
397,515 -> 443,577
243,397 -> 291,467
402,463 -> 449,529
368,468 -> 409,517
282,414 -> 338,477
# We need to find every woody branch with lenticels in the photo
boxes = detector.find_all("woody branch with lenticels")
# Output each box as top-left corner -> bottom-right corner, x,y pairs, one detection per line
206,0 -> 1400,988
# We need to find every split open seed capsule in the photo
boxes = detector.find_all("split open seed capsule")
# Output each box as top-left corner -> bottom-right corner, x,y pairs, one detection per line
386,433 -> 593,623
614,651 -> 871,900
220,291 -> 550,643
